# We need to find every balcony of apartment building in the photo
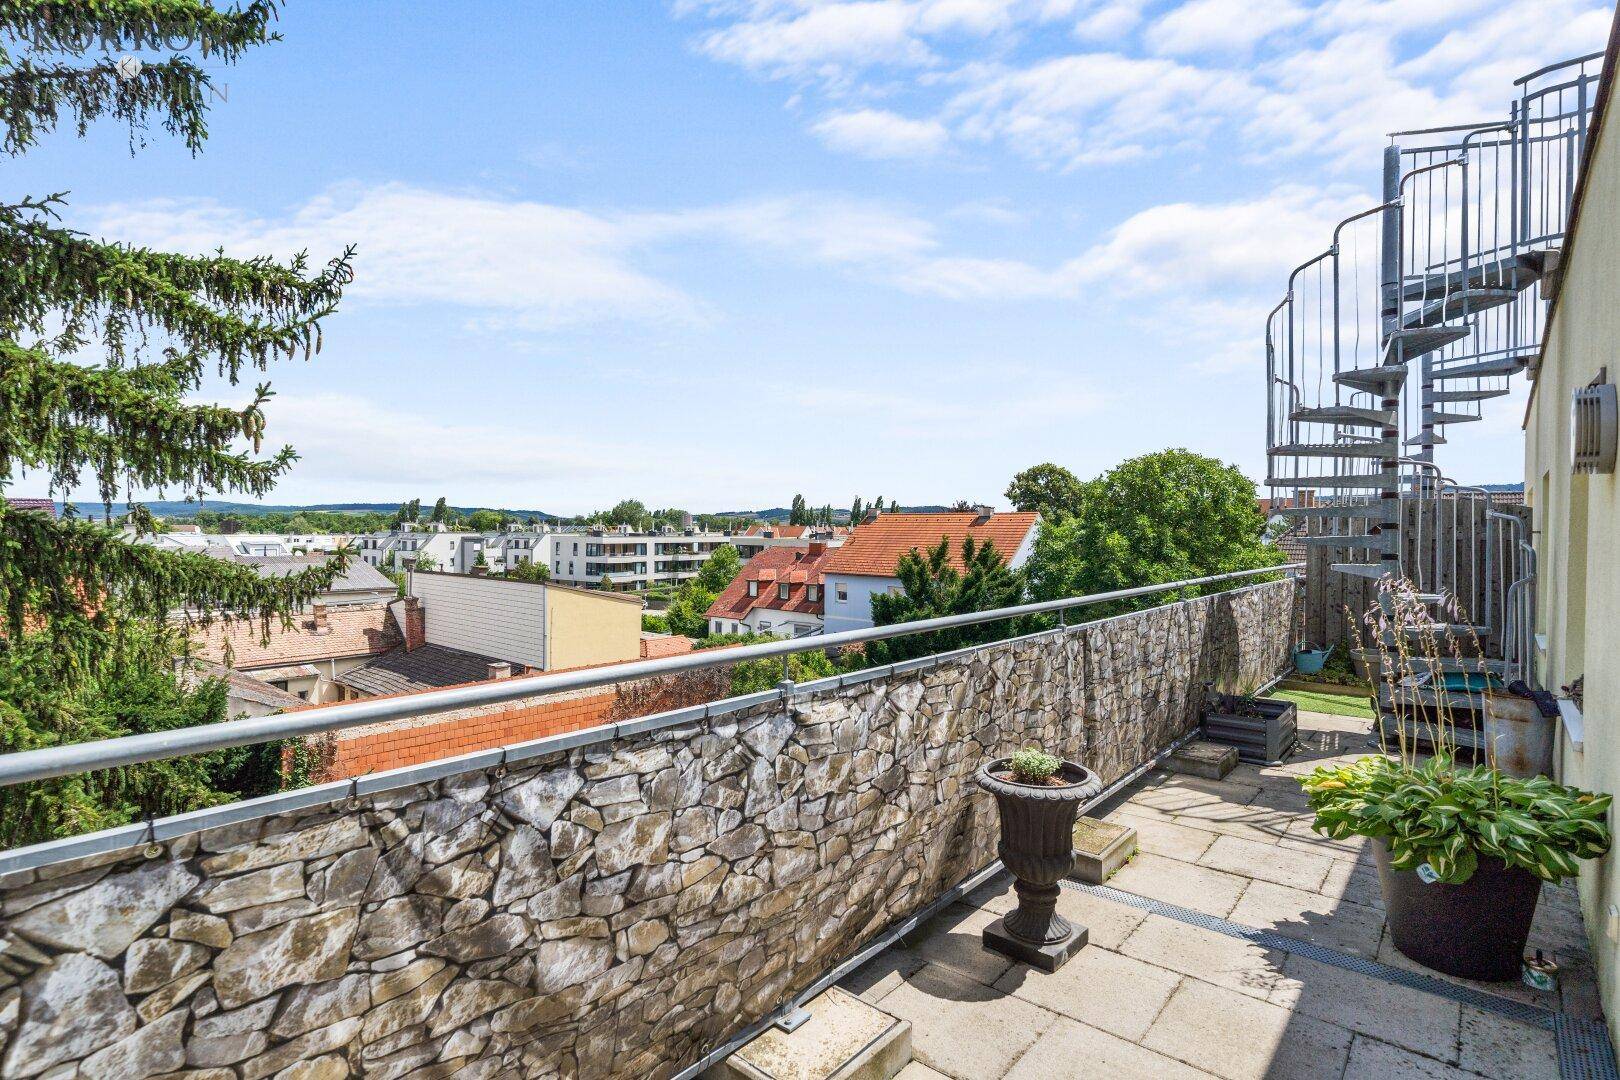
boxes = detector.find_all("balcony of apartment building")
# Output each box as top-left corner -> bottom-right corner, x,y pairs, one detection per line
0,562 -> 1607,1080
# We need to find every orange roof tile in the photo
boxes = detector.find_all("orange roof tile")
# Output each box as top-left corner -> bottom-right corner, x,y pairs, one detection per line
706,546 -> 836,622
640,635 -> 696,659
822,512 -> 1039,578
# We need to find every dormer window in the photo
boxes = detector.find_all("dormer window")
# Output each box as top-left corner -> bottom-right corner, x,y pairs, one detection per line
808,585 -> 820,602
747,580 -> 759,597
778,583 -> 790,601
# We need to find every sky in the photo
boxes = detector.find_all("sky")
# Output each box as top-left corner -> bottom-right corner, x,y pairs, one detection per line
18,0 -> 1615,516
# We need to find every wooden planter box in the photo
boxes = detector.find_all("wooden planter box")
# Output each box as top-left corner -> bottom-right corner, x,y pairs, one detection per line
1203,694 -> 1298,765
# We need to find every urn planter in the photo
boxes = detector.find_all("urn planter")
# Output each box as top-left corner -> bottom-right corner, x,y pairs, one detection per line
1373,841 -> 1543,981
976,757 -> 1102,972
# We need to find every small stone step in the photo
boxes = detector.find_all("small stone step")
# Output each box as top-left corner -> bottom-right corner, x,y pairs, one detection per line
1164,739 -> 1238,780
704,987 -> 912,1080
1070,816 -> 1138,885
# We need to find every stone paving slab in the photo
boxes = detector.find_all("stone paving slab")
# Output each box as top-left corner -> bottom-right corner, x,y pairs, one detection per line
1003,1015 -> 1216,1080
1142,976 -> 1354,1080
839,713 -> 1578,1080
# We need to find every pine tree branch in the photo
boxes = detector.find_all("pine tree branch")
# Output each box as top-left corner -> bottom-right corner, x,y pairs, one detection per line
1,340 -> 299,504
1,1 -> 281,59
0,199 -> 354,377
0,501 -> 349,668
0,1 -> 282,154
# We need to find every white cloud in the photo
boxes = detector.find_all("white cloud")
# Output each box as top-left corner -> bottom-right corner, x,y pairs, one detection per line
947,52 -> 1259,166
1146,0 -> 1308,56
810,107 -> 951,157
695,1 -> 935,79
90,184 -> 704,332
1072,1 -> 1144,41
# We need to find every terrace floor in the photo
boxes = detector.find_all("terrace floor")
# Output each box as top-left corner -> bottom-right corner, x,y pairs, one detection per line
839,711 -> 1601,1080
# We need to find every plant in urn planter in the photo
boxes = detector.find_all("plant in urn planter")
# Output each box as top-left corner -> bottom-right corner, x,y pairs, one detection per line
977,746 -> 1102,971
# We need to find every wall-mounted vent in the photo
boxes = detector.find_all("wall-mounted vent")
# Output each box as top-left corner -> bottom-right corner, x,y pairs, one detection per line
1572,381 -> 1617,474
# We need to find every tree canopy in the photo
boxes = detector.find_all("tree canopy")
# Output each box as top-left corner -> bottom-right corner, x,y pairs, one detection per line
0,1 -> 354,842
1024,449 -> 1283,618
1004,462 -> 1088,518
865,536 -> 1026,664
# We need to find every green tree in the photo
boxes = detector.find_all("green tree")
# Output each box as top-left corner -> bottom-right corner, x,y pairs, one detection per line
502,560 -> 551,584
865,537 -> 1026,664
1005,462 -> 1088,518
412,553 -> 439,573
430,497 -> 449,523
1024,449 -> 1283,619
0,3 -> 352,844
694,544 -> 743,592
851,497 -> 864,524
788,494 -> 809,526
641,613 -> 669,634
467,509 -> 502,532
605,499 -> 648,529
285,513 -> 316,534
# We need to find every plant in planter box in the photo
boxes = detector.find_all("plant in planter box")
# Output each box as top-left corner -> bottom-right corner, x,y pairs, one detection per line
976,744 -> 1100,972
1300,579 -> 1613,980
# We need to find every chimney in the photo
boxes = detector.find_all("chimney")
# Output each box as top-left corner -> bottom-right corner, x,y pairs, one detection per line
807,541 -> 826,557
971,504 -> 994,526
402,595 -> 425,652
311,602 -> 330,634
486,661 -> 512,681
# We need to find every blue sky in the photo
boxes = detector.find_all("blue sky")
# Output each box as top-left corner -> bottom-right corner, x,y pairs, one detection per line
23,0 -> 1614,515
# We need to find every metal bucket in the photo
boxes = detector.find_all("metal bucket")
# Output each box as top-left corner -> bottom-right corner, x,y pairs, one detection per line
1483,693 -> 1555,778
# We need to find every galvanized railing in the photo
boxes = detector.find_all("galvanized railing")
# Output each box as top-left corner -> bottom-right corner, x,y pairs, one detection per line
0,565 -> 1297,789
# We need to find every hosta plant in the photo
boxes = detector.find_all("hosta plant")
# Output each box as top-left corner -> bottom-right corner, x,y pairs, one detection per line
1303,753 -> 1611,884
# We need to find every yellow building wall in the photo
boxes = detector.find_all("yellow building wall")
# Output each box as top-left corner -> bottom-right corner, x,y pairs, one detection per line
543,586 -> 642,671
1524,72 -> 1620,1041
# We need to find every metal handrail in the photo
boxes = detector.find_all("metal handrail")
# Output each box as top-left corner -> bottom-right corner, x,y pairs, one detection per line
1513,51 -> 1605,88
0,564 -> 1300,787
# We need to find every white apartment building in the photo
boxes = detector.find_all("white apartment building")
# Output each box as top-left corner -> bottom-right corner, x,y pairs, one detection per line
546,526 -> 734,592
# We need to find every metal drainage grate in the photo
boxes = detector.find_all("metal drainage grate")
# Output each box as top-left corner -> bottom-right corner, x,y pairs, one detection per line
1062,879 -> 1620,1080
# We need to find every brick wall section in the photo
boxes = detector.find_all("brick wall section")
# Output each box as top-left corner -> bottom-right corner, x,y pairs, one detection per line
322,690 -> 618,778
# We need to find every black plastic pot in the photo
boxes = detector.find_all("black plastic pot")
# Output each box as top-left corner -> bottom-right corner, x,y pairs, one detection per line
976,758 -> 1102,969
1373,841 -> 1543,981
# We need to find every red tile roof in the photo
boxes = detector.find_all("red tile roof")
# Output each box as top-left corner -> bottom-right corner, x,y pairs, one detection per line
822,512 -> 1039,578
640,635 -> 696,659
191,604 -> 401,670
706,546 -> 836,622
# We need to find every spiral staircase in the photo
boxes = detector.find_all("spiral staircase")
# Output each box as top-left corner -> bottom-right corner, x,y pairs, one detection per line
1263,53 -> 1603,748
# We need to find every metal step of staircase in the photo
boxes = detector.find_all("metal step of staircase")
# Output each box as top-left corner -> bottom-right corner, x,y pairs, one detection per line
1267,473 -> 1397,490
1380,712 -> 1487,751
1380,684 -> 1486,711
1404,432 -> 1446,447
1277,505 -> 1385,521
1430,388 -> 1511,403
1382,326 -> 1470,362
1302,533 -> 1389,551
1399,255 -> 1543,301
1289,405 -> 1396,428
1270,441 -> 1395,459
1359,653 -> 1507,676
1335,365 -> 1407,393
1400,287 -> 1519,330
1331,562 -> 1395,580
1432,356 -> 1527,380
1432,410 -> 1481,424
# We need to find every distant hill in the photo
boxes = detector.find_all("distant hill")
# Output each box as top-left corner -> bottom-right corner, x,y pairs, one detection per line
46,500 -> 560,521
712,504 -> 949,523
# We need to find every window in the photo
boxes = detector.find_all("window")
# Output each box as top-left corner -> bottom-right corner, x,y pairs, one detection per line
836,583 -> 848,602
759,621 -> 772,631
778,583 -> 790,601
808,585 -> 819,602
731,622 -> 739,634
747,581 -> 759,597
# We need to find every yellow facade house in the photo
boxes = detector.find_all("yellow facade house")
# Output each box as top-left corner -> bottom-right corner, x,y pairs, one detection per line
1524,16 -> 1620,1040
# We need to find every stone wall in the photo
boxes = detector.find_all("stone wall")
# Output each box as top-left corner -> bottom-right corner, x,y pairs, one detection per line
0,580 -> 1291,1080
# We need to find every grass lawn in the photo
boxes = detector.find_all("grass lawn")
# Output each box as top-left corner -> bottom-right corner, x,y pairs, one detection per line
1267,687 -> 1376,720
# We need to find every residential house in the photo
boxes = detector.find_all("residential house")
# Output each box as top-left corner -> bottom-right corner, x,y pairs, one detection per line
189,602 -> 401,703
728,524 -> 845,561
231,553 -> 398,609
704,543 -> 836,638
820,510 -> 1040,632
6,498 -> 57,518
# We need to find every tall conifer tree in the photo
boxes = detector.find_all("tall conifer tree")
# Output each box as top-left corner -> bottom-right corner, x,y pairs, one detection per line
0,2 -> 355,842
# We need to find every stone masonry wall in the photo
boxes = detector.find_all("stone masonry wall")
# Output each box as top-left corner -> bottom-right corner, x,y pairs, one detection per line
0,580 -> 1291,1080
